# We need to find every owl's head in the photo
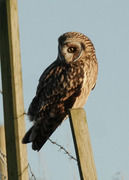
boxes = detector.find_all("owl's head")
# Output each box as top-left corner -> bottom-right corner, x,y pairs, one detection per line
58,32 -> 96,63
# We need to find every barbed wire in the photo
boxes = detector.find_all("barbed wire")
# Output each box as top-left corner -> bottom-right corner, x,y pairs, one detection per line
0,148 -> 7,168
0,110 -> 77,162
16,112 -> 27,119
0,148 -> 7,179
15,111 -> 77,162
0,154 -> 7,168
49,138 -> 77,161
0,92 -> 77,178
0,170 -> 6,179
0,149 -> 37,179
28,163 -> 36,180
0,149 -> 6,159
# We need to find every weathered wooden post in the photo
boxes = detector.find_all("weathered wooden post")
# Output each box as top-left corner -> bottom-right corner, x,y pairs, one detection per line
69,108 -> 97,180
0,0 -> 29,179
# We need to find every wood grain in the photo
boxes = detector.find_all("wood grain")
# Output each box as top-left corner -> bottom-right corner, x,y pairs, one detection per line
69,108 -> 97,180
0,0 -> 29,179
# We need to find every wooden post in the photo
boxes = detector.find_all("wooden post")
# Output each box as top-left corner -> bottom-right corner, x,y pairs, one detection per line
0,126 -> 7,180
0,0 -> 29,180
69,108 -> 97,180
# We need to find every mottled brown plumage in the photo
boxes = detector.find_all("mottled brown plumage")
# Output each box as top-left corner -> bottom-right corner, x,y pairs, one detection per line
22,32 -> 98,151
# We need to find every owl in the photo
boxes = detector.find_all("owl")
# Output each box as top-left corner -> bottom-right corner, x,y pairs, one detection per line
22,32 -> 98,151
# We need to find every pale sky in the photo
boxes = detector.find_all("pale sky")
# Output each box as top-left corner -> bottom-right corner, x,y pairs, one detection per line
1,0 -> 129,179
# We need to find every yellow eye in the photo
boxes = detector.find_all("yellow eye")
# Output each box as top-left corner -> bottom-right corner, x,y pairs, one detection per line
67,47 -> 76,53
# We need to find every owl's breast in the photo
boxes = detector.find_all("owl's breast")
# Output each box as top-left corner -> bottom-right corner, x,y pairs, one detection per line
72,86 -> 90,108
72,73 -> 90,108
71,61 -> 97,108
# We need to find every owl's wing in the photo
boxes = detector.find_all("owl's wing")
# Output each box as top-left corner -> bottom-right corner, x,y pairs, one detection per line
38,60 -> 59,89
28,61 -> 84,121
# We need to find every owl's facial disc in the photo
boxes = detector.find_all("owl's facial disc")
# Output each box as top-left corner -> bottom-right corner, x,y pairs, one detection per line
58,41 -> 83,62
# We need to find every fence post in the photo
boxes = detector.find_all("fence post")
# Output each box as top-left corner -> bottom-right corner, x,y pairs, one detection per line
69,108 -> 97,180
0,0 -> 29,179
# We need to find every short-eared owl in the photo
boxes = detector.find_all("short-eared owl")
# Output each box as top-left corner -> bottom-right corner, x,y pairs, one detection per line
22,32 -> 98,151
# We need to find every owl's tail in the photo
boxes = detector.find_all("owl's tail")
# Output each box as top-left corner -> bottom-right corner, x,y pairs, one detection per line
22,119 -> 61,151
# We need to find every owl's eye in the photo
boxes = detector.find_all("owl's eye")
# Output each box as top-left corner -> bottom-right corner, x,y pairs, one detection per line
67,47 -> 77,53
